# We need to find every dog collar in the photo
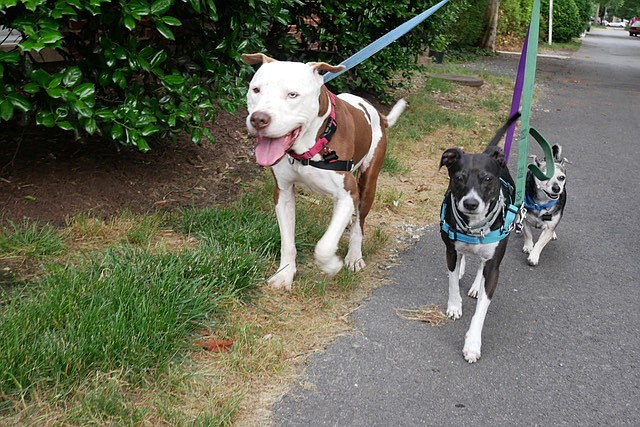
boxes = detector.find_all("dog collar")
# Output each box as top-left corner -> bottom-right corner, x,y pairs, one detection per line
290,156 -> 354,171
524,193 -> 558,211
441,179 -> 518,244
451,192 -> 505,237
288,91 -> 338,162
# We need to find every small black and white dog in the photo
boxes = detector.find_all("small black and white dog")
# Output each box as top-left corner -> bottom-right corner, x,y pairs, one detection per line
521,144 -> 567,266
439,113 -> 520,363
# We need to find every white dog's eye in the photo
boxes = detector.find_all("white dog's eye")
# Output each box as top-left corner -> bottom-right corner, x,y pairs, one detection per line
287,92 -> 299,99
252,87 -> 260,94
558,175 -> 565,181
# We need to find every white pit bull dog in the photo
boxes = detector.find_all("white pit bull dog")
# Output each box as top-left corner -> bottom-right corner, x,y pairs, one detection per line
241,53 -> 406,290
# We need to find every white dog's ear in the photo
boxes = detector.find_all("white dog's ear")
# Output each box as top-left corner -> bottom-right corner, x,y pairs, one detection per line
308,62 -> 346,74
241,53 -> 277,65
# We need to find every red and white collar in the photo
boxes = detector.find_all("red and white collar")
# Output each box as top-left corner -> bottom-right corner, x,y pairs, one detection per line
288,91 -> 337,161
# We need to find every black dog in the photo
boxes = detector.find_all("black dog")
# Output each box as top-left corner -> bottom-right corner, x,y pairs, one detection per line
439,113 -> 520,363
521,144 -> 567,266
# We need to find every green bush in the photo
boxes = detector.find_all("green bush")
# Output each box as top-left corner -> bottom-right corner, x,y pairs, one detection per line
498,0 -> 533,40
541,0 -> 582,42
574,0 -> 594,32
1,0 -> 463,149
258,0 -> 465,100
0,0 -> 296,150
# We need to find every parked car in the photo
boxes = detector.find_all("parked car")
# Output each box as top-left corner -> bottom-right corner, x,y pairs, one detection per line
605,20 -> 625,28
630,21 -> 640,36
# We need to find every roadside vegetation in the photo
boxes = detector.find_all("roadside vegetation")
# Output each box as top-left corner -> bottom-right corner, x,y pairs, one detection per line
0,0 -> 592,424
0,58 -> 519,424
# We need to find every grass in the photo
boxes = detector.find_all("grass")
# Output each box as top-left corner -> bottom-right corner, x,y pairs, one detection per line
0,59 -> 519,425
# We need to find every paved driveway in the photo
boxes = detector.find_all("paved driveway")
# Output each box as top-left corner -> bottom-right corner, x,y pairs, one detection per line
273,28 -> 640,426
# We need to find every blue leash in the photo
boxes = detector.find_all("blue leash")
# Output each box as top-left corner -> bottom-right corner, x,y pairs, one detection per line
323,0 -> 451,83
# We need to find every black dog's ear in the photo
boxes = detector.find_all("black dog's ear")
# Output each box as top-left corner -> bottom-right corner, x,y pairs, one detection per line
552,144 -> 563,163
484,145 -> 506,166
440,148 -> 463,169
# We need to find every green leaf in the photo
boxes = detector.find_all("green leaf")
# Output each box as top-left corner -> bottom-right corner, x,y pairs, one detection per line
112,70 -> 127,89
39,29 -> 63,44
151,0 -> 172,15
135,137 -> 150,152
190,127 -> 202,144
0,51 -> 20,63
0,100 -> 14,121
62,66 -> 83,87
111,123 -> 124,140
124,15 -> 136,31
73,99 -> 93,118
84,117 -> 97,135
36,111 -> 55,127
161,16 -> 181,26
19,39 -> 45,52
73,83 -> 95,99
154,20 -> 175,40
162,74 -> 185,86
47,75 -> 63,90
23,83 -> 41,94
55,105 -> 69,119
56,120 -> 74,131
45,87 -> 64,98
30,69 -> 52,86
95,109 -> 115,119
141,124 -> 159,136
149,50 -> 167,67
7,93 -> 32,112
188,0 -> 201,13
203,127 -> 215,143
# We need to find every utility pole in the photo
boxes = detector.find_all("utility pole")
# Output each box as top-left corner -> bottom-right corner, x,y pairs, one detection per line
548,0 -> 554,45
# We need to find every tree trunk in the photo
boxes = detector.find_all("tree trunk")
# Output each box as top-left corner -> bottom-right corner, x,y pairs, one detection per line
481,0 -> 501,51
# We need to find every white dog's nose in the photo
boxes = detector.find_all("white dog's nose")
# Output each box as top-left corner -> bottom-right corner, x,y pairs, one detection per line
250,111 -> 271,130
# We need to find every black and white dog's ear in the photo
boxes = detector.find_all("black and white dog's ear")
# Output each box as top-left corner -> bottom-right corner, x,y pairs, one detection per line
440,148 -> 463,169
485,145 -> 506,167
552,144 -> 563,163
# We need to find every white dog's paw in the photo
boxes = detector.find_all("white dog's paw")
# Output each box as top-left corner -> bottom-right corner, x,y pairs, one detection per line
446,303 -> 462,320
522,244 -> 533,254
345,255 -> 366,272
267,266 -> 296,290
527,254 -> 540,266
463,342 -> 482,363
316,255 -> 343,277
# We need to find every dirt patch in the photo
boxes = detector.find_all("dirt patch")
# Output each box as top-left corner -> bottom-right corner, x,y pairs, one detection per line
0,108 -> 260,225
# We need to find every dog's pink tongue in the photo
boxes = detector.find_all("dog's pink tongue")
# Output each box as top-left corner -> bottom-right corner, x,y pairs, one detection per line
255,133 -> 296,166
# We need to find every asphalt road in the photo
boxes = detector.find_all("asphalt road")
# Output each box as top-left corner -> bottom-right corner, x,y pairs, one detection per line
273,27 -> 640,426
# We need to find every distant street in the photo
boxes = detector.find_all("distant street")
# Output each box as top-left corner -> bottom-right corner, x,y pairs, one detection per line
273,27 -> 640,426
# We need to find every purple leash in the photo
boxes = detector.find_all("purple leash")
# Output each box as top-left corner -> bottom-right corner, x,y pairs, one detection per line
504,27 -> 529,162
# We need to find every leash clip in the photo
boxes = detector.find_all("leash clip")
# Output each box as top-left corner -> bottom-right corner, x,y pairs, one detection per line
514,205 -> 527,233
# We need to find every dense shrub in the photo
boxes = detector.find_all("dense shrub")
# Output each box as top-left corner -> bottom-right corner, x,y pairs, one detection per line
574,0 -> 594,32
252,0 -> 465,100
541,0 -> 582,42
498,0 -> 533,40
0,0 -> 297,150
449,0 -> 488,47
0,0 -> 463,149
